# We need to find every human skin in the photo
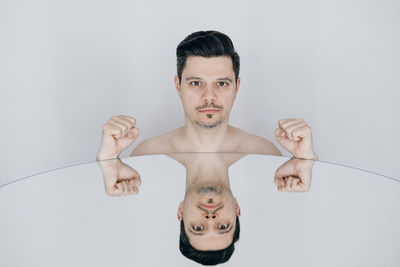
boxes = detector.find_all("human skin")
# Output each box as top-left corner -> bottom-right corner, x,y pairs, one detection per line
274,118 -> 318,160
274,158 -> 315,192
97,158 -> 141,196
97,56 -> 317,159
97,115 -> 317,160
176,56 -> 238,132
128,56 -> 282,156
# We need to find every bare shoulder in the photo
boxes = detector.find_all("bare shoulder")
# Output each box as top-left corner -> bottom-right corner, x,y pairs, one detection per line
129,138 -> 162,156
230,126 -> 282,156
129,128 -> 181,156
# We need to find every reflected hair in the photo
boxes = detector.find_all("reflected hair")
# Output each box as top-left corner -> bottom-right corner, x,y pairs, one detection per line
176,30 -> 240,83
179,216 -> 240,265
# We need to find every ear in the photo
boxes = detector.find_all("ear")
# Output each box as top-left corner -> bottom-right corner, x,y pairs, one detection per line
235,77 -> 241,93
177,201 -> 184,221
174,75 -> 181,97
236,204 -> 241,217
234,198 -> 241,217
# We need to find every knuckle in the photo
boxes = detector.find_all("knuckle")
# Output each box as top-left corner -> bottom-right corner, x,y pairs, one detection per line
103,124 -> 113,133
293,128 -> 301,134
125,120 -> 133,128
120,115 -> 136,124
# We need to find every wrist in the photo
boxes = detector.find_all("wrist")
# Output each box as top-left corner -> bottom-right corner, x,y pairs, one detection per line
97,150 -> 120,161
293,151 -> 318,161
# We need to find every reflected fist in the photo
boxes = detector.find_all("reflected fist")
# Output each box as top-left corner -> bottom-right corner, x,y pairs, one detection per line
98,159 -> 141,196
97,115 -> 139,160
274,158 -> 314,192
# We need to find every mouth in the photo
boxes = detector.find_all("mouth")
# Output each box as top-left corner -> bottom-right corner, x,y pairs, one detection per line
198,109 -> 220,114
200,203 -> 222,209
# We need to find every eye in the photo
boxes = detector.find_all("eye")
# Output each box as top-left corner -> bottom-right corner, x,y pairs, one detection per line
218,224 -> 229,230
218,81 -> 228,87
190,81 -> 201,86
193,225 -> 204,231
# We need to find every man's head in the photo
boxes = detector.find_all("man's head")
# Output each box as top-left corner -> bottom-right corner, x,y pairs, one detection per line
179,216 -> 240,265
177,183 -> 241,265
174,31 -> 241,129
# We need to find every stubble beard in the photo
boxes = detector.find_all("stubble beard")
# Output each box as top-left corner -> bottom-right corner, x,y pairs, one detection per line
194,102 -> 224,129
195,119 -> 224,129
197,185 -> 223,195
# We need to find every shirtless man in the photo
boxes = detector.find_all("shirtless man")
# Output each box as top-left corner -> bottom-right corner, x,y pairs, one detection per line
97,30 -> 317,161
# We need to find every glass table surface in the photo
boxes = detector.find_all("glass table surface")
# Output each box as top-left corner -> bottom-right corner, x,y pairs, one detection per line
0,153 -> 399,267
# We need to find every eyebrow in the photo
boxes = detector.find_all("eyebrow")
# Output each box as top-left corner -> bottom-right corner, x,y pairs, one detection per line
184,76 -> 233,83
216,77 -> 233,83
185,76 -> 203,81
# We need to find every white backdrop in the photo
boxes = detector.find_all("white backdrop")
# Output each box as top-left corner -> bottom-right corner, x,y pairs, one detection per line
1,0 -> 399,184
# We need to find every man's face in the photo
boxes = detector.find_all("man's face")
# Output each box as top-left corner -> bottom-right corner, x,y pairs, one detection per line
175,56 -> 240,129
177,185 -> 241,250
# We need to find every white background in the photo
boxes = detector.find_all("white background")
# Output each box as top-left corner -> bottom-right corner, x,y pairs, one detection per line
1,0 -> 399,184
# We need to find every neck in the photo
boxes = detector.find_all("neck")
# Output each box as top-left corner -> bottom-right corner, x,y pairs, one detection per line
184,153 -> 230,193
181,115 -> 232,152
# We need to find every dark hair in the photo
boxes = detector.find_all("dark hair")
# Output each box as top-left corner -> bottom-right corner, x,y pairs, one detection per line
179,216 -> 240,265
176,30 -> 240,83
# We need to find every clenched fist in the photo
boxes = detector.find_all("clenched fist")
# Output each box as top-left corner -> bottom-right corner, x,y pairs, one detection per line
274,118 -> 317,160
274,158 -> 314,192
97,115 -> 139,160
98,159 -> 141,196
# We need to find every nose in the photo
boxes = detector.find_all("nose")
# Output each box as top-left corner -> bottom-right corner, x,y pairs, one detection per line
203,212 -> 217,220
202,85 -> 216,102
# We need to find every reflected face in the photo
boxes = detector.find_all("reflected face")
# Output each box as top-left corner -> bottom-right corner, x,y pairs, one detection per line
175,56 -> 240,129
177,185 -> 240,250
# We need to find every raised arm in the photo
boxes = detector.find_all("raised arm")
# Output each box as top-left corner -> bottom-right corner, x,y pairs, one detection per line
97,115 -> 140,160
274,118 -> 318,160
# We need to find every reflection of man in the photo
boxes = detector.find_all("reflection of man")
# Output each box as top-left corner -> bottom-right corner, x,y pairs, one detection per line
172,153 -> 244,265
96,152 -> 316,265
